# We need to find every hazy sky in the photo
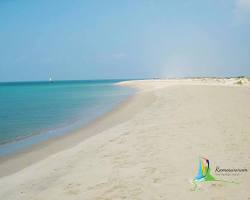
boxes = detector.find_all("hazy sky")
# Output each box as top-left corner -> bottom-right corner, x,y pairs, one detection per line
0,0 -> 250,81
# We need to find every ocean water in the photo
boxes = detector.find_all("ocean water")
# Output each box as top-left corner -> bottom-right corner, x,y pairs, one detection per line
0,80 -> 134,156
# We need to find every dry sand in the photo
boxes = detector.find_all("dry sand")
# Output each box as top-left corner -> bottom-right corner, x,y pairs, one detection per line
0,78 -> 250,200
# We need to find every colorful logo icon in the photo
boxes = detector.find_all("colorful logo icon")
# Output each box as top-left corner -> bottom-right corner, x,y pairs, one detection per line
194,157 -> 216,182
192,157 -> 237,190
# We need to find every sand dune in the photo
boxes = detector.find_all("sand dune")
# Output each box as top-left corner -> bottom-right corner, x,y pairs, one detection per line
0,78 -> 250,200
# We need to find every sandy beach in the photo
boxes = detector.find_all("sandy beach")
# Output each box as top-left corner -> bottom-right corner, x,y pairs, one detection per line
0,78 -> 250,200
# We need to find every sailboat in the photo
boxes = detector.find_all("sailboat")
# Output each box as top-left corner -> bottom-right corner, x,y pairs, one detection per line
49,76 -> 53,83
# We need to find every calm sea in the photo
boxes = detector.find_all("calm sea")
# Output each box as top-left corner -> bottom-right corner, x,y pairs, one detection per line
0,80 -> 134,156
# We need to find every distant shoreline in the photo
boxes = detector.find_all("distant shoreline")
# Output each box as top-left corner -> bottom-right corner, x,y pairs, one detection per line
0,79 -> 138,85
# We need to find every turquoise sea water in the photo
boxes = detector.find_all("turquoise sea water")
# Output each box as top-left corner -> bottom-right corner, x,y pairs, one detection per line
0,80 -> 134,156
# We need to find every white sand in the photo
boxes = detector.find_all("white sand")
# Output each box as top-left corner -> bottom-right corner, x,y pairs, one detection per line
0,78 -> 250,200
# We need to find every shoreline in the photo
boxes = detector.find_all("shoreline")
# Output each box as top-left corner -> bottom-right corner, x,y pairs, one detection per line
0,77 -> 249,177
0,79 -> 135,156
0,85 -> 154,177
0,78 -> 250,199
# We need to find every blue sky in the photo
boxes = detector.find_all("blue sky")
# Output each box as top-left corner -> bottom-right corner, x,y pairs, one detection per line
0,0 -> 250,81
